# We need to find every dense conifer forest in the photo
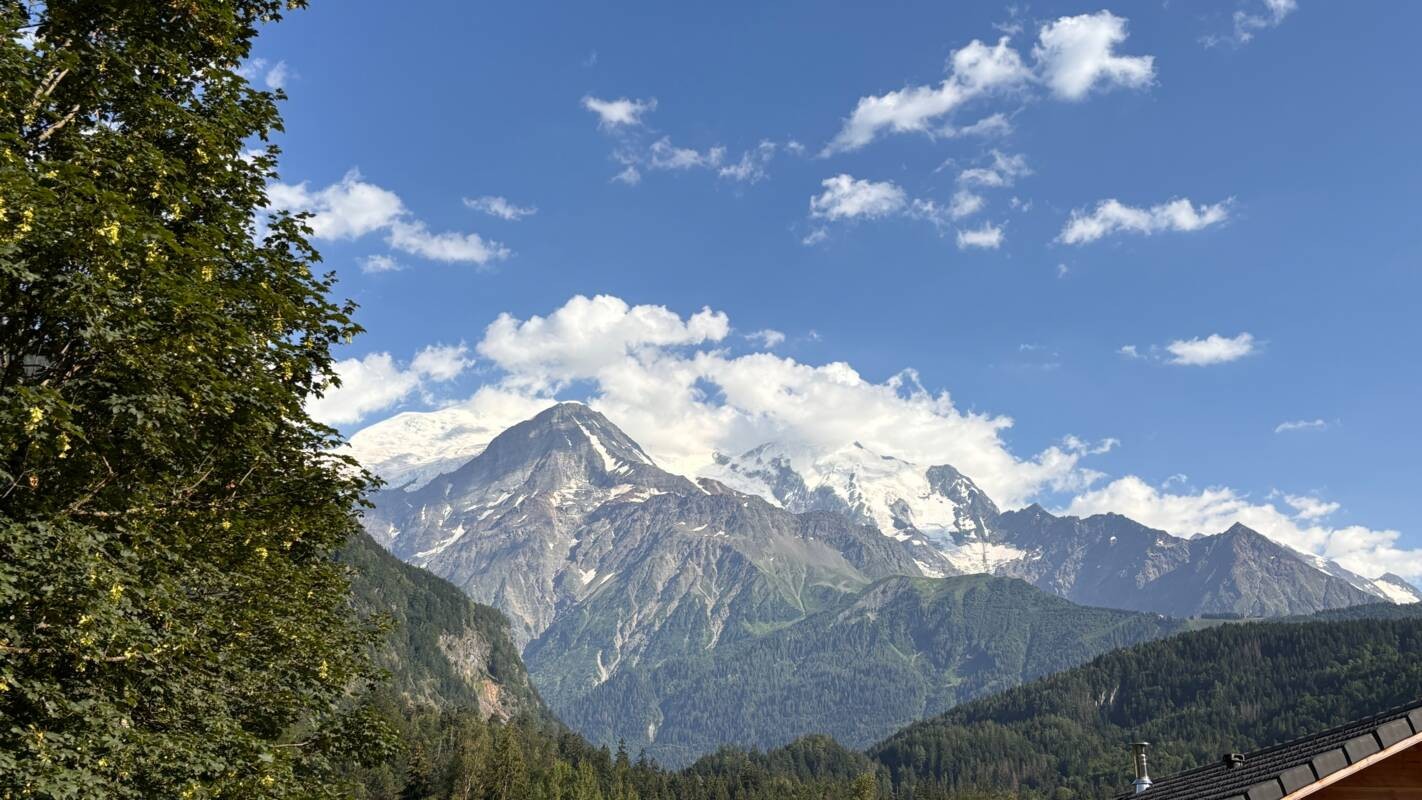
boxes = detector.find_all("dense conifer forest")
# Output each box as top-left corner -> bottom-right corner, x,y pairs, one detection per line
343,608 -> 1421,799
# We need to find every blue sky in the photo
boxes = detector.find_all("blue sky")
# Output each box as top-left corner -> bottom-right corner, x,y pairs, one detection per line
253,1 -> 1422,577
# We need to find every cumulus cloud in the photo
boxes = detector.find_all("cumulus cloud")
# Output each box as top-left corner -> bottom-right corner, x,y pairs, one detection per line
1165,332 -> 1256,366
266,170 -> 510,266
582,96 -> 656,128
348,295 -> 1418,580
1063,476 -> 1422,579
387,220 -> 511,265
1283,494 -> 1340,520
956,221 -> 1005,250
1058,197 -> 1232,244
464,195 -> 537,221
1033,11 -> 1155,100
824,11 -> 1153,153
826,37 -> 1031,153
356,295 -> 1110,507
809,175 -> 908,221
308,344 -> 473,426
1276,418 -> 1327,434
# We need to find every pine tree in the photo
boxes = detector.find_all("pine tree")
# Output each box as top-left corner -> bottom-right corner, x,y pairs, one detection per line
0,1 -> 390,796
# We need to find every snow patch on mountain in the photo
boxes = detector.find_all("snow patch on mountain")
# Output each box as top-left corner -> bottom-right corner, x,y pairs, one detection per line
705,440 -> 1001,559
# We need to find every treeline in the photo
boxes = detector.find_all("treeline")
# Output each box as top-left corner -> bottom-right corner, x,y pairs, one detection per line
552,576 -> 1184,765
348,609 -> 1422,800
868,613 -> 1422,799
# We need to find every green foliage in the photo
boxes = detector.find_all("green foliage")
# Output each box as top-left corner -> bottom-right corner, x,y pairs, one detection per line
869,615 -> 1422,799
555,575 -> 1185,765
340,532 -> 544,718
0,1 -> 394,796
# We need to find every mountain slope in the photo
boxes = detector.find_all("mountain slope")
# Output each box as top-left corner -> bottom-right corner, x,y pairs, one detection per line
710,442 -> 1413,614
551,574 -> 1189,766
868,607 -> 1422,798
993,509 -> 1382,617
340,530 -> 542,719
359,403 -> 956,722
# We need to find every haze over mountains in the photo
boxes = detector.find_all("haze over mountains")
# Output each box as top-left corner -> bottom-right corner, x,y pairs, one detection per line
354,401 -> 1419,763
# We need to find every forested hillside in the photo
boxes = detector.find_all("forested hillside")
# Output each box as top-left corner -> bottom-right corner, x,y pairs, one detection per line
559,574 -> 1188,764
867,611 -> 1422,798
341,531 -> 544,719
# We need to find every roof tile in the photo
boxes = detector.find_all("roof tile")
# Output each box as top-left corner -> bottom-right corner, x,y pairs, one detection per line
1310,749 -> 1348,779
1245,780 -> 1283,800
1377,718 -> 1413,748
1344,733 -> 1381,763
1277,764 -> 1315,794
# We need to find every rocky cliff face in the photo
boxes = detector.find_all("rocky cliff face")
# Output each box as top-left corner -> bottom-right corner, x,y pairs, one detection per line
340,531 -> 542,720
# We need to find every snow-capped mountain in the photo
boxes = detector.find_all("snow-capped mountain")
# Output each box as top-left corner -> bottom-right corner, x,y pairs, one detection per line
361,403 -> 955,699
703,441 -> 1421,612
705,441 -> 1017,574
355,402 -> 1417,764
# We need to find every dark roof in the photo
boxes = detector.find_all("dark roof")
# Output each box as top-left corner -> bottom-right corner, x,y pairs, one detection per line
1115,699 -> 1422,800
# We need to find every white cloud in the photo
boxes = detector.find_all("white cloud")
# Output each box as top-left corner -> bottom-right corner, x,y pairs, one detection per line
949,190 -> 986,220
956,221 -> 1005,250
1033,11 -> 1155,100
807,175 -> 1007,247
826,37 -> 1032,154
584,97 -> 780,185
582,95 -> 656,128
361,295 -> 1111,507
1058,197 -> 1232,244
309,344 -> 473,426
1209,0 -> 1298,46
613,165 -> 641,185
266,170 -> 405,240
264,60 -> 290,90
1283,494 -> 1340,520
361,254 -> 403,274
648,137 -> 725,170
825,12 -> 1154,152
958,150 -> 1031,188
266,170 -> 510,266
943,112 -> 1014,139
1276,418 -> 1327,434
745,329 -> 787,348
809,175 -> 908,221
464,195 -> 537,221
238,58 -> 294,92
1063,476 -> 1422,579
351,295 -> 1419,580
1165,332 -> 1255,366
387,221 -> 510,265
718,141 -> 777,183
1118,344 -> 1141,359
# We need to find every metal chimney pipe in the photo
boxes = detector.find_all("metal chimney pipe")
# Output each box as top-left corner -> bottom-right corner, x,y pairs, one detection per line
1132,742 -> 1153,794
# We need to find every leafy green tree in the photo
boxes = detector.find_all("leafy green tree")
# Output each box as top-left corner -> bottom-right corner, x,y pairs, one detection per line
0,1 -> 390,797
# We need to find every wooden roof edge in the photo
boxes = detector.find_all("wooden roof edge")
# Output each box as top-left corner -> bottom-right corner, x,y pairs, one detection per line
1280,728 -> 1422,800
